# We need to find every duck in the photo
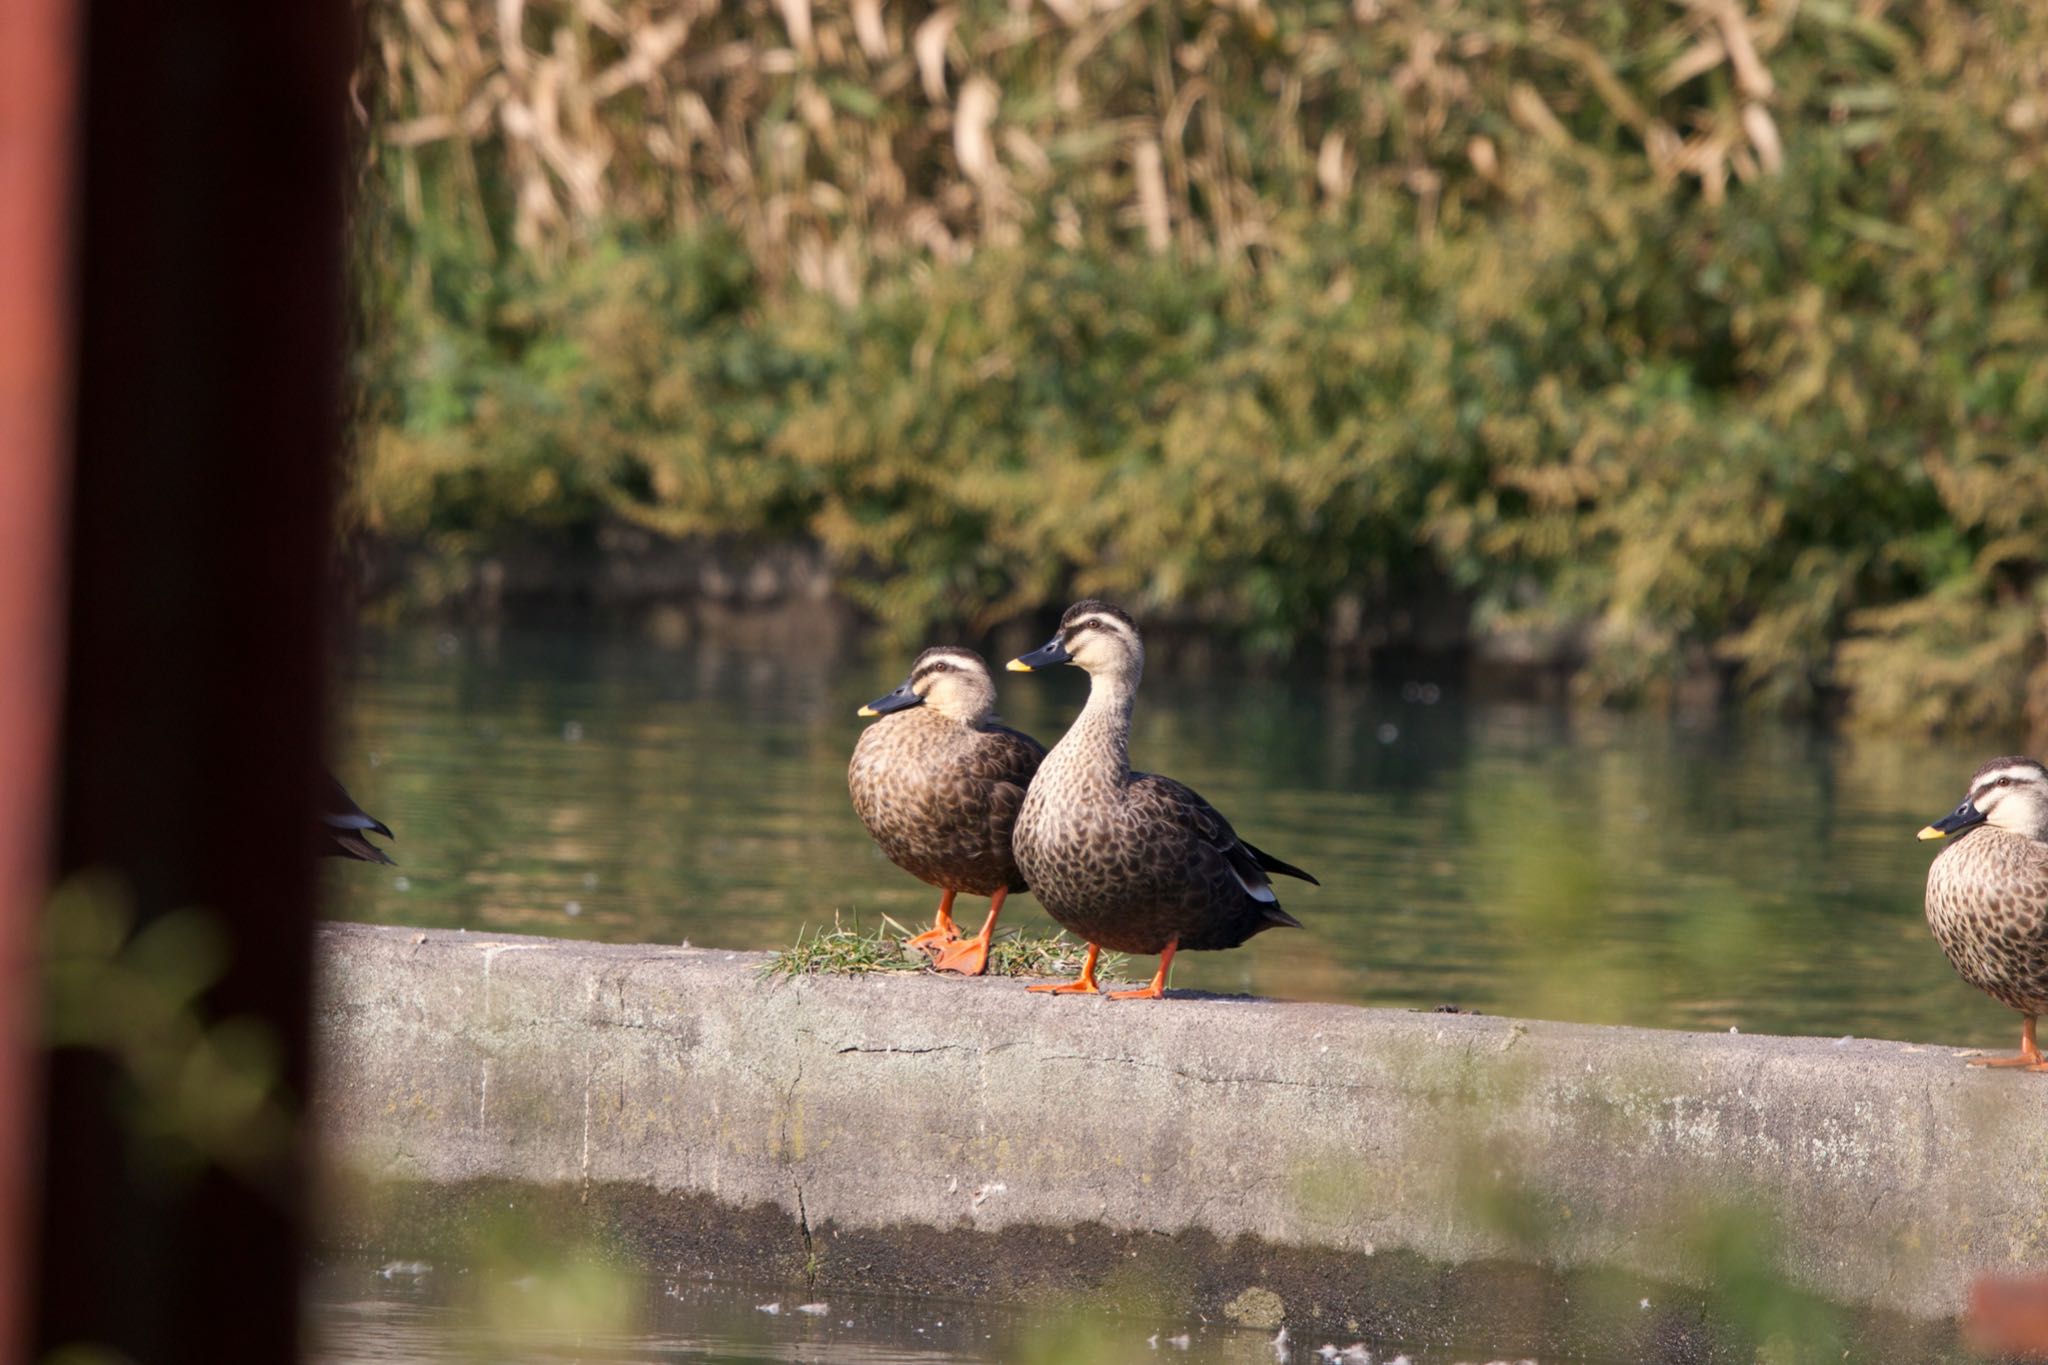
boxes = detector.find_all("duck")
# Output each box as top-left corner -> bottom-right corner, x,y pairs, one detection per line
1005,600 -> 1315,1000
322,771 -> 396,865
848,647 -> 1047,975
1919,755 -> 2048,1069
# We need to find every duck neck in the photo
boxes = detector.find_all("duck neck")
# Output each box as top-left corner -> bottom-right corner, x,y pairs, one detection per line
1054,669 -> 1136,788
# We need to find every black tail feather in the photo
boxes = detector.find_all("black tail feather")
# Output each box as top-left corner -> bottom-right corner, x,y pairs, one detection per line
1244,840 -> 1318,886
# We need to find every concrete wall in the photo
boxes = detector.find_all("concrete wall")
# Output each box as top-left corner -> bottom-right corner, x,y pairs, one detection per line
311,922 -> 2048,1346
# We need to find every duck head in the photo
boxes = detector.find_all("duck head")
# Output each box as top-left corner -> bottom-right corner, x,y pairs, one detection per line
1008,599 -> 1144,687
858,646 -> 998,724
1920,756 -> 2048,843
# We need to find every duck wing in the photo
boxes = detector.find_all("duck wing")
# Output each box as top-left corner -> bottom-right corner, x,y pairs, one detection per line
1128,772 -> 1311,925
323,772 -> 396,863
973,723 -> 1048,891
977,723 -> 1048,787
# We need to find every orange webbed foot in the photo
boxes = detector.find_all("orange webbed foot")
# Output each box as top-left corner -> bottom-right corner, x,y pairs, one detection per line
934,936 -> 990,975
1106,939 -> 1177,1002
905,889 -> 960,955
1967,1016 -> 2043,1069
1027,943 -> 1100,995
933,890 -> 1005,976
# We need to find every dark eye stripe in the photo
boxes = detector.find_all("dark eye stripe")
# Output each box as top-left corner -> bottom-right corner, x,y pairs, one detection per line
1972,773 -> 2040,801
911,655 -> 978,683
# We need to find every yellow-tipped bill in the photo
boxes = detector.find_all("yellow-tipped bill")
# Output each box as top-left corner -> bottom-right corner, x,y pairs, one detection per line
1009,635 -> 1072,671
858,679 -> 923,717
1920,801 -> 1986,841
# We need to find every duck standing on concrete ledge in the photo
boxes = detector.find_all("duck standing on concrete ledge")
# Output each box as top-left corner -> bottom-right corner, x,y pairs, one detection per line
1006,601 -> 1315,1000
849,647 -> 1047,976
322,771 -> 396,865
1920,756 -> 2048,1069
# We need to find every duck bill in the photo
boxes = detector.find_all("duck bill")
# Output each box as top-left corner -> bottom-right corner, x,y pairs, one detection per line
1918,803 -> 1987,841
857,681 -> 923,718
1007,635 -> 1072,672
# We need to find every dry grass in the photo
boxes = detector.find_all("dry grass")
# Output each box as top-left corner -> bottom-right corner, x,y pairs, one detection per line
361,0 -> 1809,290
762,911 -> 1124,980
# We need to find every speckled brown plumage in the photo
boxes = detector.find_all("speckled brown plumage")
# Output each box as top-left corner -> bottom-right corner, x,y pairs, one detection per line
1924,756 -> 2048,1021
848,649 -> 1045,899
1927,827 -> 2048,1015
1010,601 -> 1313,963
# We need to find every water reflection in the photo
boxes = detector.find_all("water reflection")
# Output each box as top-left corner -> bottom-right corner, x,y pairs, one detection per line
328,622 -> 2006,1045
306,1260 -> 1329,1365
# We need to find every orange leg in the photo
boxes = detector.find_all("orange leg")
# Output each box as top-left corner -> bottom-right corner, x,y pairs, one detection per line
934,888 -> 1006,976
1108,938 -> 1178,1001
1971,1014 -> 2046,1069
1027,942 -> 1101,995
905,888 -> 959,953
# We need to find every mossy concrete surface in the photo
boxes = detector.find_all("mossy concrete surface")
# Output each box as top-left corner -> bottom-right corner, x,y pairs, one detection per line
312,922 -> 2048,1328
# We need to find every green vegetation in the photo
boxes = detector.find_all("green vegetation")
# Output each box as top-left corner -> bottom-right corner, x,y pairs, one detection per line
354,0 -> 2048,733
763,913 -> 1122,979
43,876 -> 293,1186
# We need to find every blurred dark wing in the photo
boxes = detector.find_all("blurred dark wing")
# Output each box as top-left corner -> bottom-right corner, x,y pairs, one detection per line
324,772 -> 395,838
327,830 -> 397,865
322,772 -> 396,861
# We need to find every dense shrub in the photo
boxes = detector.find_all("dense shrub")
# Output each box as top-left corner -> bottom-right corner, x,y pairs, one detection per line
353,0 -> 2048,733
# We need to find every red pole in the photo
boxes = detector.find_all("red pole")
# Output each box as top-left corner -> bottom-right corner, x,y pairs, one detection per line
0,0 -> 77,1356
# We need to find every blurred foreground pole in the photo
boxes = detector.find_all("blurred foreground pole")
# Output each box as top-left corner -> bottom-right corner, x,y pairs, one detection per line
0,0 -> 78,1358
36,0 -> 351,1360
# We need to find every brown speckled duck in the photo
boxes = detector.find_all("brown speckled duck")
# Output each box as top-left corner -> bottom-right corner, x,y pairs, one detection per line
849,647 -> 1046,975
1005,601 -> 1315,1000
1920,755 -> 2048,1069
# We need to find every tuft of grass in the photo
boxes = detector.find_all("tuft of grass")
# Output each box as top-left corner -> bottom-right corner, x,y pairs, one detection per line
762,912 -> 1124,981
760,914 -> 926,978
986,931 -> 1128,981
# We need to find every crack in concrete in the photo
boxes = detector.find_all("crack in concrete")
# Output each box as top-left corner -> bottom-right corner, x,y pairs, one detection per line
793,1180 -> 816,1289
1037,1051 -> 1340,1092
834,1043 -> 973,1056
781,1038 -> 817,1285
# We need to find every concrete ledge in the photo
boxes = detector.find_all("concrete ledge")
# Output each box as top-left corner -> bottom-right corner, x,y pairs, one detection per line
311,923 -> 2045,1345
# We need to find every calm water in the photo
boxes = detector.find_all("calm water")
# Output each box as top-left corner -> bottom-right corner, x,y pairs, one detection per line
307,1268 -> 1409,1365
328,622 -> 2011,1047
307,1260 -> 1416,1365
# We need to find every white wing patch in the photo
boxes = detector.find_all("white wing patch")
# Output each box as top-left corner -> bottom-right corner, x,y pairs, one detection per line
1233,864 -> 1278,903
